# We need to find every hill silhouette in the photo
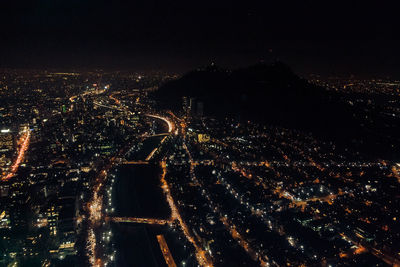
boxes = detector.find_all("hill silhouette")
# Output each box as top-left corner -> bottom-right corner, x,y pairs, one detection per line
153,62 -> 362,141
153,62 -> 400,158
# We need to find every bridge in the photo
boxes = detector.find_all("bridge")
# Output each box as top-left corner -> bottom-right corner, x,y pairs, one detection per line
121,160 -> 149,165
142,133 -> 169,138
108,217 -> 172,225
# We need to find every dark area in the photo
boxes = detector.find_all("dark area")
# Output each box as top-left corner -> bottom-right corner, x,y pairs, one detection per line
0,1 -> 399,75
154,62 -> 399,158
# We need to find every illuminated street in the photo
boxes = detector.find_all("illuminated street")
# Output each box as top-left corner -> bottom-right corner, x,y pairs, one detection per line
2,129 -> 31,181
157,234 -> 178,267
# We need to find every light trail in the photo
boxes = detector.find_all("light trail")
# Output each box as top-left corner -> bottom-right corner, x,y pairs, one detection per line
146,114 -> 174,133
145,136 -> 168,161
93,101 -> 125,112
167,111 -> 186,136
109,92 -> 121,105
87,228 -> 98,267
167,111 -> 183,122
109,217 -> 171,225
87,190 -> 103,266
141,133 -> 169,138
2,130 -> 31,182
157,235 -> 177,267
121,160 -> 149,165
146,147 -> 158,161
160,161 -> 178,220
86,156 -> 121,266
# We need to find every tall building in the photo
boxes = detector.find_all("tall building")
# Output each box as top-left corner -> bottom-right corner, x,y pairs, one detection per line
196,101 -> 204,117
183,97 -> 196,117
182,96 -> 189,114
0,128 -> 15,175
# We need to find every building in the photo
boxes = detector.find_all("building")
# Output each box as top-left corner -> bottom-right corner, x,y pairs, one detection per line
196,101 -> 204,117
0,128 -> 15,175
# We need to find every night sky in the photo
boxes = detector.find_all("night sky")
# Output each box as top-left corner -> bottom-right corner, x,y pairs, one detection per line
1,1 -> 399,76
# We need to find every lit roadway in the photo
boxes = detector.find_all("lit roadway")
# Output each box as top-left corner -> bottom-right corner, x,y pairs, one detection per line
109,217 -> 171,225
87,155 -> 122,267
141,132 -> 169,138
88,93 -> 211,266
145,136 -> 167,161
86,94 -> 134,266
157,234 -> 177,267
109,92 -> 121,105
1,129 -> 31,182
121,160 -> 149,165
146,114 -> 174,133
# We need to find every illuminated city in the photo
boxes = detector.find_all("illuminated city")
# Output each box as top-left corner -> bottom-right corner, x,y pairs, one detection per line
0,1 -> 400,267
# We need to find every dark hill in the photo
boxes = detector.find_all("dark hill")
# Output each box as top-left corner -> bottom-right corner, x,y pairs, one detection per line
153,62 -> 362,142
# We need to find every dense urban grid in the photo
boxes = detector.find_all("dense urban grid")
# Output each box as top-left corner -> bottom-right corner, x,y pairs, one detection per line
0,69 -> 399,267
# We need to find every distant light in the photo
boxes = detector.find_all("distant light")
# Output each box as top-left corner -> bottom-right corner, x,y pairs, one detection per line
1,129 -> 10,133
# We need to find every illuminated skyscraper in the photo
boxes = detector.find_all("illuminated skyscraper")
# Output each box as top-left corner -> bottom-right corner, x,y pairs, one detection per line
0,128 -> 15,175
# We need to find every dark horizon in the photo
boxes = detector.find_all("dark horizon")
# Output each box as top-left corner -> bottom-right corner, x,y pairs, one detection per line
1,1 -> 400,77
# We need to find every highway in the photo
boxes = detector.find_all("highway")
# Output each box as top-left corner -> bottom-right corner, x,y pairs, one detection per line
87,150 -> 131,267
157,235 -> 177,267
2,129 -> 31,182
146,114 -> 174,133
